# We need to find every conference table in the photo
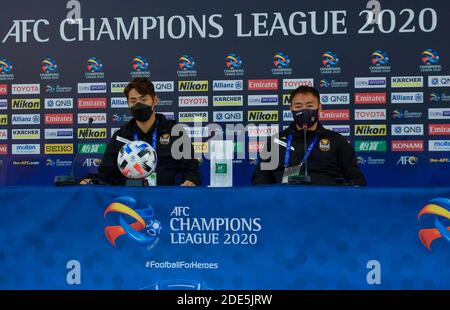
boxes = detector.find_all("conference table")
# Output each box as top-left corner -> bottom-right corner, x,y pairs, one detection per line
0,185 -> 449,290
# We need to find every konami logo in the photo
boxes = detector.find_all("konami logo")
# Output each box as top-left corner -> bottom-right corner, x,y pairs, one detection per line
391,140 -> 424,152
248,79 -> 278,91
45,114 -> 73,125
319,109 -> 350,121
0,144 -> 7,155
354,93 -> 386,104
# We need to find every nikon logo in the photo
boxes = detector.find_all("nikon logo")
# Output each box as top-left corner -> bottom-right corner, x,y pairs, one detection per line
0,115 -> 7,125
178,81 -> 208,92
248,111 -> 278,122
355,125 -> 387,136
12,99 -> 40,110
77,128 -> 107,139
45,144 -> 74,154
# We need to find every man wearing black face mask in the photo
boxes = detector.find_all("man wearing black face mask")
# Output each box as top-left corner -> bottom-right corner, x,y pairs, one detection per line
93,77 -> 200,186
252,86 -> 366,186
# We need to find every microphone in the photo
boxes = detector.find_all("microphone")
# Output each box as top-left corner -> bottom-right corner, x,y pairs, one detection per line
54,117 -> 94,186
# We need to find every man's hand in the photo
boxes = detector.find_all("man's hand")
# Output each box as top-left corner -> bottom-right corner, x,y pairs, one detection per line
180,180 -> 196,187
79,178 -> 92,185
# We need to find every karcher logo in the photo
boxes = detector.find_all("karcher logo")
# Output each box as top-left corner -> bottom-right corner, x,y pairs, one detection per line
77,128 -> 107,139
248,111 -> 278,122
178,112 -> 208,122
12,99 -> 40,110
391,76 -> 423,88
355,125 -> 387,136
12,129 -> 40,140
110,82 -> 129,93
213,95 -> 243,106
178,81 -> 208,92
45,144 -> 74,154
0,115 -> 7,125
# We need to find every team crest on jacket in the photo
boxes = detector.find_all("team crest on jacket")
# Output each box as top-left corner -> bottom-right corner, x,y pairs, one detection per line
159,133 -> 170,145
319,139 -> 330,151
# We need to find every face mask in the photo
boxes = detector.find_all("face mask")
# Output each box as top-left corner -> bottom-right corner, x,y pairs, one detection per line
292,108 -> 319,129
130,102 -> 153,122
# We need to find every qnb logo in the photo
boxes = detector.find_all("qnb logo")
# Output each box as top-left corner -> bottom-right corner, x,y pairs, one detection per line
41,58 -> 58,73
104,196 -> 162,248
418,198 -> 450,251
87,57 -> 103,72
273,52 -> 290,68
422,49 -> 440,65
322,51 -> 339,67
178,54 -> 195,70
371,50 -> 389,66
225,53 -> 243,69
132,56 -> 149,72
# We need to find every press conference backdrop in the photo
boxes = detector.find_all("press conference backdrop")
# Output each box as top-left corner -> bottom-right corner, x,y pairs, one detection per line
0,0 -> 449,186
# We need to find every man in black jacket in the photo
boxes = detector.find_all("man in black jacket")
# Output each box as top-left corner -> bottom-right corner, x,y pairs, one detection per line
252,86 -> 366,186
83,78 -> 200,186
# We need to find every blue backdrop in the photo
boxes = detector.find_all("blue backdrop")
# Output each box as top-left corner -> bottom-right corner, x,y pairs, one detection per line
0,185 -> 449,289
0,0 -> 449,187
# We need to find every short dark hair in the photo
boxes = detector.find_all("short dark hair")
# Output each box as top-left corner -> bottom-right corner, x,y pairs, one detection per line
289,86 -> 320,105
124,77 -> 155,99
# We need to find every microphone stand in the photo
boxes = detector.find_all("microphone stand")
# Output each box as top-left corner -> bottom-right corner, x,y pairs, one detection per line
288,125 -> 312,185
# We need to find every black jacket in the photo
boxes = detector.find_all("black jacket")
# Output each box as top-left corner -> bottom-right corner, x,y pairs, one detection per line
98,113 -> 200,186
252,122 -> 366,186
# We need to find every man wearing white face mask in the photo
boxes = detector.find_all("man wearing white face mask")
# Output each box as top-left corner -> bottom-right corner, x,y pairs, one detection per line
252,86 -> 366,186
94,77 -> 200,186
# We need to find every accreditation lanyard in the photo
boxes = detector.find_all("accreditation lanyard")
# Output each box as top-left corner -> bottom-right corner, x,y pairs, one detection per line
284,135 -> 318,167
133,121 -> 158,151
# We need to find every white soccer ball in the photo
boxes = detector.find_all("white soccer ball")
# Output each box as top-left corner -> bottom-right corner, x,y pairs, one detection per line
117,140 -> 157,179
